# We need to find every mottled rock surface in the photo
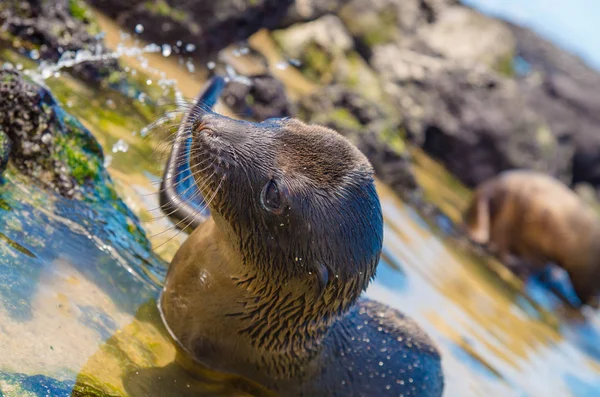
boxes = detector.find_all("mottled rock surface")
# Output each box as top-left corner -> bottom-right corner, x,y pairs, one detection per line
0,0 -> 119,84
0,69 -> 146,238
221,74 -> 292,121
88,0 -> 295,59
297,86 -> 420,200
392,65 -> 573,187
509,25 -> 600,190
273,15 -> 383,101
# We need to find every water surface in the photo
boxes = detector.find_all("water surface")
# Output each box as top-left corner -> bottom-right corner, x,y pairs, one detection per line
0,13 -> 599,397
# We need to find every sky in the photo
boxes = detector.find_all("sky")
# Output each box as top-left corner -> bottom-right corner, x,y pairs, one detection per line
463,0 -> 600,70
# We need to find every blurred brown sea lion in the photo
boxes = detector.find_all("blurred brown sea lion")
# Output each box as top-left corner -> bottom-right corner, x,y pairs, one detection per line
464,170 -> 600,307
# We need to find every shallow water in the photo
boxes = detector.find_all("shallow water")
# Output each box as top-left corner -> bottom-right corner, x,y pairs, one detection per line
1,12 -> 600,397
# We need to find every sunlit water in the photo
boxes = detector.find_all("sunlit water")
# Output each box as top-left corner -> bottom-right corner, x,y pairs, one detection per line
0,11 -> 600,397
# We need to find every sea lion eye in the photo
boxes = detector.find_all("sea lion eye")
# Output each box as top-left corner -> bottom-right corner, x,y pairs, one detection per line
261,180 -> 282,213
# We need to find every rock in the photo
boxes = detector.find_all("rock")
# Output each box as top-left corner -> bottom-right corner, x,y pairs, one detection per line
414,6 -> 516,73
0,69 -> 100,198
280,0 -> 351,26
376,59 -> 573,187
338,0 -> 457,56
297,86 -> 420,200
509,25 -> 600,189
0,131 -> 12,177
221,74 -> 292,121
88,0 -> 295,59
0,69 -> 146,234
273,15 -> 384,101
0,0 -> 120,84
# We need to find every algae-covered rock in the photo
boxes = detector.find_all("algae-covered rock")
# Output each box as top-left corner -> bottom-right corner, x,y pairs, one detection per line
89,0 -> 295,59
415,7 -> 516,72
221,74 -> 293,121
0,69 -> 149,246
387,65 -> 574,187
273,15 -> 383,102
0,0 -> 119,84
280,0 -> 351,26
338,0 -> 457,52
297,86 -> 420,201
0,131 -> 12,177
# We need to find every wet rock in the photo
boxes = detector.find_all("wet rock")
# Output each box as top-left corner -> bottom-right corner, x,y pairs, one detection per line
377,60 -> 573,187
297,86 -> 420,200
89,0 -> 295,59
221,74 -> 292,121
0,70 -> 141,217
273,15 -> 383,101
338,0 -> 457,56
509,25 -> 600,190
0,0 -> 119,84
0,131 -> 12,177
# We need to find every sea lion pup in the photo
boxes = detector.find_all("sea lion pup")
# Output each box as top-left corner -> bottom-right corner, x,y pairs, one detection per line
464,169 -> 600,307
158,76 -> 444,397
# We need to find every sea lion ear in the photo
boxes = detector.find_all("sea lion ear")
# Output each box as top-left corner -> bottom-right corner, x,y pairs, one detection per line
314,263 -> 329,299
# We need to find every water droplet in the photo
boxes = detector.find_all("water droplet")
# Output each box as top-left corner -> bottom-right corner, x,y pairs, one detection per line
135,24 -> 144,34
41,68 -> 52,79
41,134 -> 52,144
162,44 -> 172,57
288,58 -> 301,67
207,61 -> 216,70
30,49 -> 40,60
186,60 -> 195,73
146,79 -> 152,85
185,43 -> 196,52
112,139 -> 129,153
275,61 -> 288,70
104,154 -> 113,167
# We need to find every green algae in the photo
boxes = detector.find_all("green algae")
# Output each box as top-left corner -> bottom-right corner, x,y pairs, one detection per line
339,4 -> 399,48
494,52 -> 516,77
144,0 -> 187,23
300,41 -> 334,84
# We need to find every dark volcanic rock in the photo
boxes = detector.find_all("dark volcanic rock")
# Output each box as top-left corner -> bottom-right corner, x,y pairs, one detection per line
509,25 -> 600,189
297,86 -> 420,200
88,0 -> 295,59
0,0 -> 119,84
371,41 -> 574,187
0,70 -> 131,208
0,69 -> 101,198
411,68 -> 573,187
221,74 -> 292,121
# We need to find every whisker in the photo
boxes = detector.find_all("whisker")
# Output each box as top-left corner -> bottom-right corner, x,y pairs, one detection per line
152,175 -> 225,250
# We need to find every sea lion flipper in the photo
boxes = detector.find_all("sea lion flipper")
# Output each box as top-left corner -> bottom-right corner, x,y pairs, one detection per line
159,77 -> 226,231
464,189 -> 491,244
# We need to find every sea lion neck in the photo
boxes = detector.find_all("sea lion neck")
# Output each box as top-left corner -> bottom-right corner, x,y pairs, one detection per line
160,216 -> 354,383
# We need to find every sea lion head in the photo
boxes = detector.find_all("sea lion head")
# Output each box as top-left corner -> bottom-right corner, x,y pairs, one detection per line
186,111 -> 383,307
